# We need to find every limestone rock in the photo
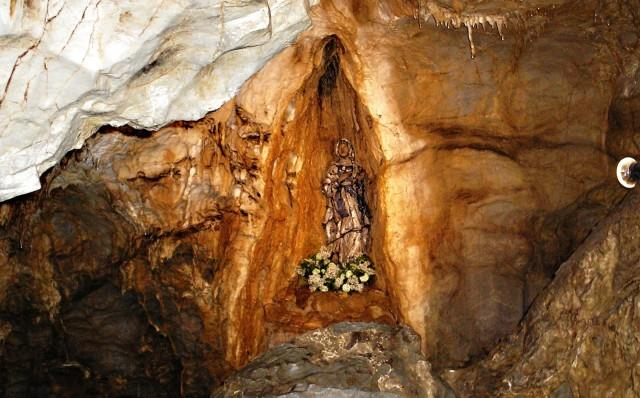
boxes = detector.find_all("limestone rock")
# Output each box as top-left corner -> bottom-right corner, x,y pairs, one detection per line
213,322 -> 456,398
59,283 -> 180,396
0,0 -> 316,201
446,191 -> 640,397
309,0 -> 632,367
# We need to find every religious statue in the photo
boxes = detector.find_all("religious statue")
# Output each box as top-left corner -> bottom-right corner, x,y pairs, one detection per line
322,139 -> 371,264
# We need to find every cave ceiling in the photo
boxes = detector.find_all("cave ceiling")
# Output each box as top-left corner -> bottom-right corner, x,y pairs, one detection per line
0,0 -> 638,201
0,0 -> 317,201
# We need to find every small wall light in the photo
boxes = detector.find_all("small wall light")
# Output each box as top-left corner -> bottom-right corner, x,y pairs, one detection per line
617,157 -> 640,188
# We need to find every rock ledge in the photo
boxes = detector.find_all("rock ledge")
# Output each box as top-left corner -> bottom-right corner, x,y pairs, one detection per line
213,322 -> 456,398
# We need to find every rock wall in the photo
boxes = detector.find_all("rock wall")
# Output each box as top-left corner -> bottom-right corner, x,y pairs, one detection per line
446,190 -> 640,397
0,33 -> 398,391
306,0 -> 632,367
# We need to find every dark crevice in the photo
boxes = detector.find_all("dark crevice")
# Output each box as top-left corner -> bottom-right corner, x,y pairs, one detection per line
318,36 -> 342,99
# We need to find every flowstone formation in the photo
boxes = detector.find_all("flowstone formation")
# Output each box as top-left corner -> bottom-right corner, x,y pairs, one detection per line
1,0 -> 640,396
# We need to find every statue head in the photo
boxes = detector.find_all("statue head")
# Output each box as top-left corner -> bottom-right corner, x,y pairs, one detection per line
334,139 -> 356,177
335,138 -> 355,160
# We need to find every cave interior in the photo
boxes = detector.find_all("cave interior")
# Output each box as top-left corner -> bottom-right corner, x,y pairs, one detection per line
1,0 -> 640,396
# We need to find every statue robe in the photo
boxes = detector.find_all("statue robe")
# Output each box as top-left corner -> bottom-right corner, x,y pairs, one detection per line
322,163 -> 370,263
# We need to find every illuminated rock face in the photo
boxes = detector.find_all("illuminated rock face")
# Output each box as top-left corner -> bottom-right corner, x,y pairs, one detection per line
1,0 -> 640,396
319,1 -> 631,367
0,0 -> 316,201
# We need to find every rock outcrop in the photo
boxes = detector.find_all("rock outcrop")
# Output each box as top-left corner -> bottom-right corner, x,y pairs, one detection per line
214,322 -> 455,398
446,190 -> 640,397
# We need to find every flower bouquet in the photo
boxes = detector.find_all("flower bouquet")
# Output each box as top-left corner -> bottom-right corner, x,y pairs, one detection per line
296,247 -> 375,293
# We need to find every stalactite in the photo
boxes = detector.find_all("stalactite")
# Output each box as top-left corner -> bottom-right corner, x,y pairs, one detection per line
466,23 -> 476,58
417,0 -> 552,57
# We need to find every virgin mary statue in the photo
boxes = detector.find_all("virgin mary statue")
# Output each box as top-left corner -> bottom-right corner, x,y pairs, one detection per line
322,139 -> 371,263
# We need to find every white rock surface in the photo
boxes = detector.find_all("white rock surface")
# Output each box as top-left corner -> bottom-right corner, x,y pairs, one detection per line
0,0 -> 315,201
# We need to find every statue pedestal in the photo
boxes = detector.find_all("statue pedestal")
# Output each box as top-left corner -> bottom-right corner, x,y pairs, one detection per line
263,278 -> 395,348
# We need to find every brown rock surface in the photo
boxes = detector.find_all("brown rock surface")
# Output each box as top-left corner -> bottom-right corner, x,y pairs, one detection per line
302,0 -> 632,367
445,190 -> 640,397
0,0 -> 640,396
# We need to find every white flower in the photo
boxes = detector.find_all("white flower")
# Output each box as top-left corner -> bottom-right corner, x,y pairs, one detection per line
342,284 -> 351,292
353,282 -> 364,292
326,263 -> 340,278
309,274 -> 324,288
346,270 -> 353,278
334,276 -> 345,288
359,274 -> 369,282
312,268 -> 320,275
319,286 -> 329,292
